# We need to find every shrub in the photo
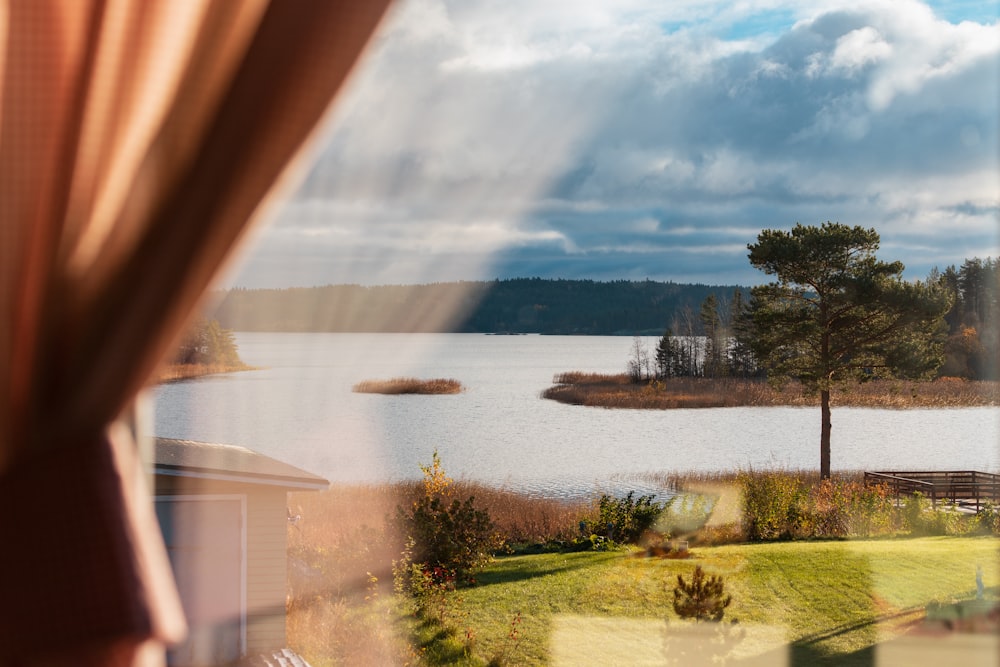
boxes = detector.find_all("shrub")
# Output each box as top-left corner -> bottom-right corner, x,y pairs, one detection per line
396,557 -> 462,623
841,481 -> 895,536
395,451 -> 503,585
900,492 -> 969,536
672,565 -> 732,622
595,491 -> 664,544
737,471 -> 901,540
975,502 -> 1000,535
799,479 -> 895,538
738,471 -> 806,541
900,492 -> 928,533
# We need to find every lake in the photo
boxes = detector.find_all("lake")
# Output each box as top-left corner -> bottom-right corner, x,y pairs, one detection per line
149,333 -> 1000,498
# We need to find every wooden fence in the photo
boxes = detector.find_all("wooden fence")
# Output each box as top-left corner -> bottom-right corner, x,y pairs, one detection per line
864,471 -> 1000,512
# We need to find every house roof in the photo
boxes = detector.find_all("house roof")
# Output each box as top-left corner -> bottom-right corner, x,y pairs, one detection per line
154,438 -> 329,490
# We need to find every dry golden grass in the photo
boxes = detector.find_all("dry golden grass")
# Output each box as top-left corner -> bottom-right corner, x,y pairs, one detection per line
156,362 -> 255,383
286,485 -> 409,667
287,482 -> 589,571
552,371 -> 633,385
543,374 -> 999,409
351,377 -> 463,395
285,482 -> 588,664
642,468 -> 855,488
454,483 -> 593,545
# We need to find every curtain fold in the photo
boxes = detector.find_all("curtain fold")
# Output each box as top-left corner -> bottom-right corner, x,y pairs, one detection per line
0,0 -> 391,663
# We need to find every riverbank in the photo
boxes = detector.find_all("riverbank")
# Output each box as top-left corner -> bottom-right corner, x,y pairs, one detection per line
156,362 -> 257,383
543,374 -> 1000,409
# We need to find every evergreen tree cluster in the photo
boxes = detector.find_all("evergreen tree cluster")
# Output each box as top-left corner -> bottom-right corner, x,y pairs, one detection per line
173,318 -> 243,367
932,258 -> 999,380
650,288 -> 758,380
644,256 -> 997,383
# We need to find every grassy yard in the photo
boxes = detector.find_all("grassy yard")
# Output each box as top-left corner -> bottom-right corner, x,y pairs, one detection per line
414,537 -> 999,666
288,475 -> 1000,666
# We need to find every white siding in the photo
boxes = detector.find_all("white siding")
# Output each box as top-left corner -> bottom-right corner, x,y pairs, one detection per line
245,488 -> 289,653
156,476 -> 291,655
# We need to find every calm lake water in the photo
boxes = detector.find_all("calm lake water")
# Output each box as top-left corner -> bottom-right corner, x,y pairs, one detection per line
149,333 -> 1000,498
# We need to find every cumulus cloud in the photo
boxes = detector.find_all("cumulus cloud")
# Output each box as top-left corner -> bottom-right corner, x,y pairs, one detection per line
228,0 -> 999,289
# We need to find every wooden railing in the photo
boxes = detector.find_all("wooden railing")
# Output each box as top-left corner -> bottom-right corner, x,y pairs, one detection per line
864,471 -> 1000,511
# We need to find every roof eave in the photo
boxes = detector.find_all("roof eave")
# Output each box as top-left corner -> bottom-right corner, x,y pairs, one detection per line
153,465 -> 329,491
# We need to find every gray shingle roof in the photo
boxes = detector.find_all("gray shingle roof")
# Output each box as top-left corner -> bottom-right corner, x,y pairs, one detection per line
154,438 -> 328,490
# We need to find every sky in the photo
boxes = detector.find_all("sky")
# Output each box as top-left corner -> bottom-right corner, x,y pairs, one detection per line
226,0 -> 999,289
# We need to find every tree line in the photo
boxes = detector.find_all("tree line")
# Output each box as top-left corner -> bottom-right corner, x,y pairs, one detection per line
634,252 -> 997,383
211,278 -> 742,335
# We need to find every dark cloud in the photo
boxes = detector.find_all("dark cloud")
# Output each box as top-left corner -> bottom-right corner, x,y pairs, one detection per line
228,0 -> 999,289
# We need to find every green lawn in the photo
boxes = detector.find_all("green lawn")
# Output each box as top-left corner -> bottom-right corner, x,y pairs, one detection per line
417,537 -> 999,666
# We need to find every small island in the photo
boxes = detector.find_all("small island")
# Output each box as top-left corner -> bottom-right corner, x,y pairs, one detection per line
352,377 -> 463,395
543,373 -> 999,409
157,318 -> 256,383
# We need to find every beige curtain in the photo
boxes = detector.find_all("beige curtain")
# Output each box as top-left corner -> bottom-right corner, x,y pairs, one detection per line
0,1 -> 390,664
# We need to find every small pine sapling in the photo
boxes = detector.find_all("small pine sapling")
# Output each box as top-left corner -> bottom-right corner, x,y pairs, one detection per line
672,565 -> 732,622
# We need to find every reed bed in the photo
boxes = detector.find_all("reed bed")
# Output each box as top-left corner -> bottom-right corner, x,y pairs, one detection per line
639,468 -> 864,489
543,373 -> 999,409
285,481 -> 588,665
156,362 -> 254,383
286,484 -> 411,667
453,482 -> 593,545
351,377 -> 463,395
552,371 -> 633,385
288,481 -> 588,572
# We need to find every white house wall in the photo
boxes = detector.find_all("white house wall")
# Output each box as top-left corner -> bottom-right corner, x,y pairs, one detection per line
155,476 -> 290,657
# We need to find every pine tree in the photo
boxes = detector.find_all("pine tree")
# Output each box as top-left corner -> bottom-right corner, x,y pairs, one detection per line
747,223 -> 951,478
699,293 -> 723,377
655,329 -> 676,379
672,566 -> 732,622
727,288 -> 756,377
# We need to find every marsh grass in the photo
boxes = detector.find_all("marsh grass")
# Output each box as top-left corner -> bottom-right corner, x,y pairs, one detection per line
544,374 -> 999,409
353,377 -> 464,395
457,484 -> 593,545
156,362 -> 255,383
285,482 -> 588,665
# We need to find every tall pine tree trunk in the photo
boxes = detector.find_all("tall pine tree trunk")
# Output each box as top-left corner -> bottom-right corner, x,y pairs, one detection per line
820,388 -> 832,479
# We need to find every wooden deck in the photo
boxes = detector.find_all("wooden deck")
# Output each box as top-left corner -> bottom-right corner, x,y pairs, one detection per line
864,471 -> 1000,512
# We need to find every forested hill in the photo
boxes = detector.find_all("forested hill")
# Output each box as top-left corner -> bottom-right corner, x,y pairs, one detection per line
212,279 -> 748,335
